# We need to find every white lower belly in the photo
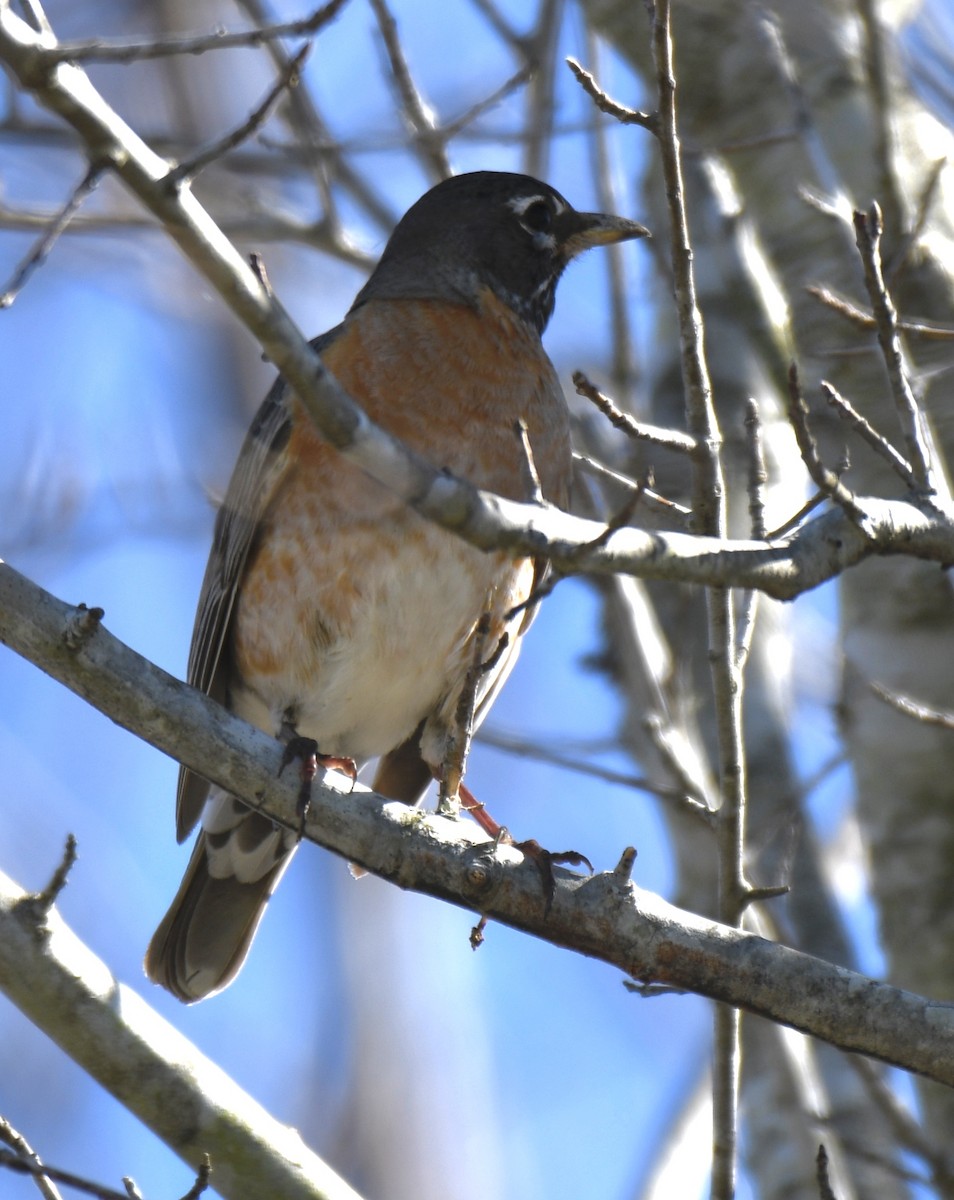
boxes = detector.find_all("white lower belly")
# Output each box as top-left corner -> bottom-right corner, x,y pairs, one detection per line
233,521 -> 526,762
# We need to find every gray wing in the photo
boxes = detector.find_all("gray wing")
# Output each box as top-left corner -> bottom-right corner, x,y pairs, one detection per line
175,329 -> 340,841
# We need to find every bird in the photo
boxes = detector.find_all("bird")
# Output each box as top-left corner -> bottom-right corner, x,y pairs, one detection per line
145,170 -> 649,1002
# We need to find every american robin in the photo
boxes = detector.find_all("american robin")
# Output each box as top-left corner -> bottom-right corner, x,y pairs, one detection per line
145,171 -> 648,1002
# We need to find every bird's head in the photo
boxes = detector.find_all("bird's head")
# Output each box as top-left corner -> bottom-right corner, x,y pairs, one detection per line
353,171 -> 650,334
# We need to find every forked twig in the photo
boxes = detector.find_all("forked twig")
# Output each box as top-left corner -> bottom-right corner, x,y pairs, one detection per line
168,44 -> 311,184
807,285 -> 954,341
786,365 -> 866,523
821,380 -> 918,489
852,204 -> 935,493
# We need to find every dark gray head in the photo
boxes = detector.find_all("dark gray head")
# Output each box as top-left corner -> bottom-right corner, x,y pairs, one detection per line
352,171 -> 649,335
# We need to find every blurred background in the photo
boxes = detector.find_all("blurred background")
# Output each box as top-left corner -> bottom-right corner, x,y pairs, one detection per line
3,1 -> 954,1197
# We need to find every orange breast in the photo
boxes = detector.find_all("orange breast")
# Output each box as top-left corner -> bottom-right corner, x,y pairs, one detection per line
228,294 -> 571,761
296,291 -> 572,506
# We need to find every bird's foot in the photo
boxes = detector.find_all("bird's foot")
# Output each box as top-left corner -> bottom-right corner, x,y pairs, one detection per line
279,736 -> 357,839
459,783 -> 593,915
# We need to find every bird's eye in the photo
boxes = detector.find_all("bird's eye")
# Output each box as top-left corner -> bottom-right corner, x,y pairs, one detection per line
520,200 -> 553,234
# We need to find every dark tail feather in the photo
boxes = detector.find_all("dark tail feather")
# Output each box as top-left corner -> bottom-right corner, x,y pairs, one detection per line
144,835 -> 294,1003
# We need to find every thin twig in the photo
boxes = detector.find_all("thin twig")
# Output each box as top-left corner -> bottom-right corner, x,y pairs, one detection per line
169,44 -> 311,184
45,1 -> 348,63
0,194 -> 374,266
820,380 -> 918,489
852,204 -> 936,493
466,0 -> 525,54
736,399 -> 767,669
856,0 -> 905,242
0,164 -> 101,308
439,613 -> 496,811
584,26 -> 637,395
786,366 -> 867,523
566,56 -> 656,131
177,1155 -> 213,1200
641,714 -> 718,823
763,490 -> 830,540
581,471 -> 653,554
33,834 -> 77,912
369,0 -> 451,181
845,1055 -> 950,1178
754,8 -> 849,213
18,0 -> 54,37
235,0 -> 395,237
523,0 -> 561,179
574,371 -> 697,453
0,1148 -> 131,1200
0,1120 -> 63,1200
744,398 -> 768,541
514,419 -> 544,505
816,1144 -> 839,1200
806,285 -> 954,341
870,682 -> 954,730
887,154 -> 946,283
475,726 -> 688,802
650,7 -> 744,1192
572,452 -> 692,521
440,65 -> 533,140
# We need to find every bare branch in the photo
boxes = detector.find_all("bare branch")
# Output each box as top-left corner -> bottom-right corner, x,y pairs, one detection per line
807,285 -> 954,341
763,489 -> 830,540
852,204 -> 936,493
786,365 -> 867,523
522,0 -> 561,179
744,397 -> 768,541
235,0 -> 395,237
475,725 -> 688,802
583,26 -> 637,393
0,1120 -> 63,1200
566,56 -> 656,131
32,834 -> 77,914
169,44 -> 311,184
0,864 -> 364,1200
887,154 -> 946,283
441,65 -> 532,140
0,1148 -> 128,1200
572,451 -> 692,521
821,380 -> 919,490
0,163 -> 101,307
870,682 -> 954,731
4,563 -> 954,1089
466,0 -> 524,52
369,0 -> 451,181
856,0 -> 905,242
816,1144 -> 839,1200
42,1 -> 349,64
573,371 -> 697,454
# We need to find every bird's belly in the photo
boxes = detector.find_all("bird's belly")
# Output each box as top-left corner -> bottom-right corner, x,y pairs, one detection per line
231,493 -> 528,760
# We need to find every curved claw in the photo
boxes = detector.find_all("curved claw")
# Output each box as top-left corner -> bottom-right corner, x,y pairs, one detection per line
513,839 -> 594,916
279,736 -> 357,839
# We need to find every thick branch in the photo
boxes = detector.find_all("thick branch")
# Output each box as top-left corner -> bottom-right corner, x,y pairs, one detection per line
0,869 -> 363,1200
2,561 -> 954,1088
